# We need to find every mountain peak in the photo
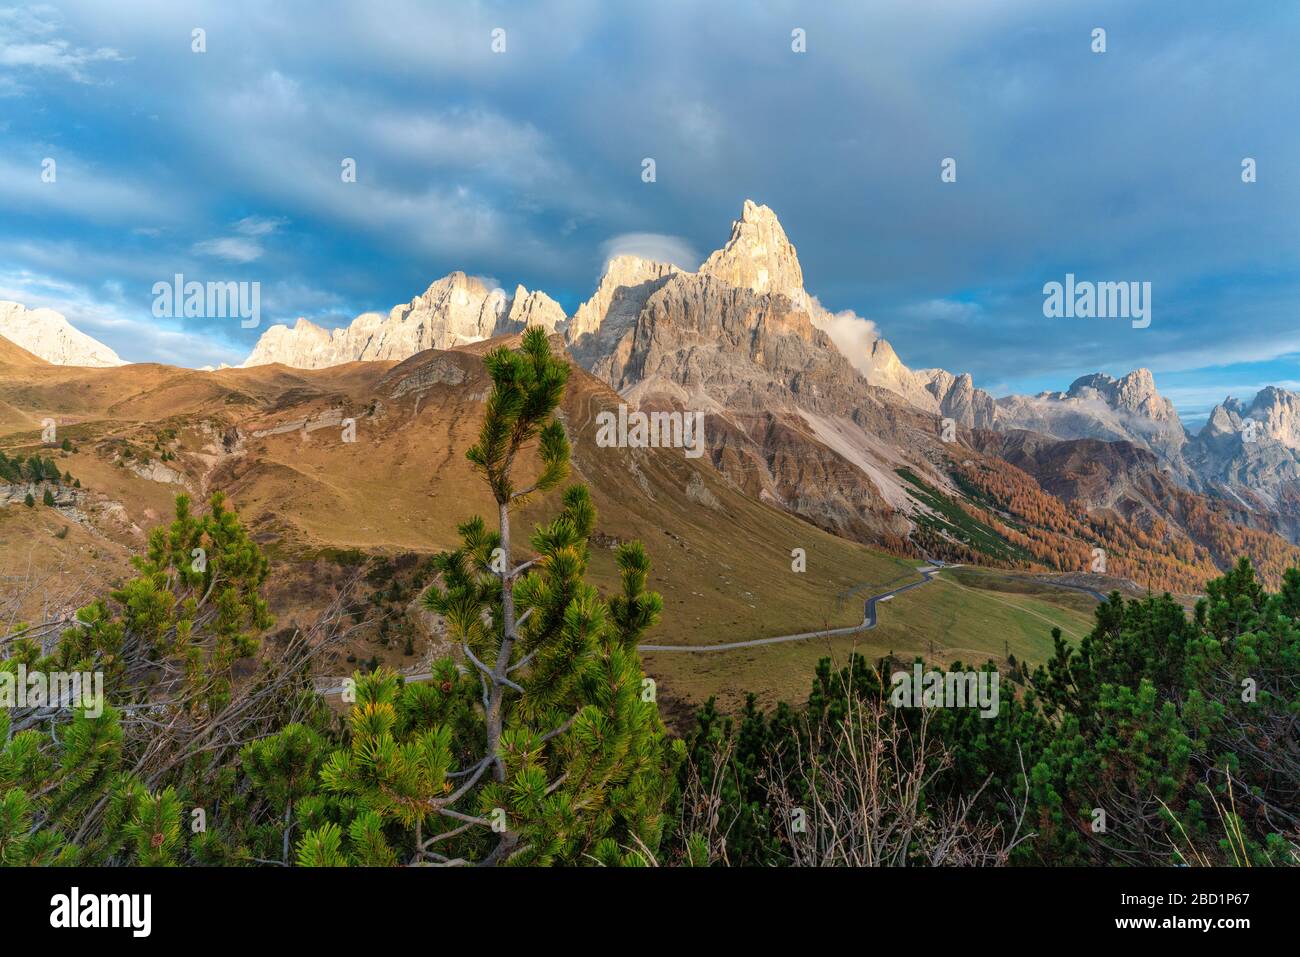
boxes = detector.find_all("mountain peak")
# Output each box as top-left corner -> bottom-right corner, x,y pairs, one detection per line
740,198 -> 780,225
0,300 -> 125,367
601,253 -> 679,285
1125,367 -> 1156,386
866,336 -> 904,374
1067,368 -> 1169,417
699,199 -> 804,300
566,256 -> 679,345
504,285 -> 566,334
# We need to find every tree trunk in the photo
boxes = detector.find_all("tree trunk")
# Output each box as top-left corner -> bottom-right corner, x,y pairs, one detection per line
282,801 -> 293,865
486,500 -> 515,782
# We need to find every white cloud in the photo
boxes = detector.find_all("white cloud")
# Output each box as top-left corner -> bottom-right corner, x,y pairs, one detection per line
367,109 -> 561,186
599,233 -> 700,270
0,39 -> 124,78
0,152 -> 184,225
234,215 -> 288,237
0,7 -> 126,84
192,236 -> 264,263
191,216 -> 289,262
809,300 -> 882,375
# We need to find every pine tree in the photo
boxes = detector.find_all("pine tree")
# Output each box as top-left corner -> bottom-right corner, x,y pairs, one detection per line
241,725 -> 329,864
42,487 -> 55,507
0,493 -> 326,866
23,493 -> 33,508
304,327 -> 680,866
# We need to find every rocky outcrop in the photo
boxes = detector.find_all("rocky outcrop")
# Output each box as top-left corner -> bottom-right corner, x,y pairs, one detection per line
0,482 -> 81,507
927,370 -> 996,430
0,301 -> 124,367
852,337 -> 938,409
697,199 -> 805,301
566,200 -> 949,548
243,273 -> 563,369
502,285 -> 566,335
1186,388 -> 1300,518
994,370 -> 1189,477
241,317 -> 342,369
565,255 -> 679,364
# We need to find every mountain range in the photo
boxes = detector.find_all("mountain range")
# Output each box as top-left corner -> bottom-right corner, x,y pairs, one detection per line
7,200 -> 1300,601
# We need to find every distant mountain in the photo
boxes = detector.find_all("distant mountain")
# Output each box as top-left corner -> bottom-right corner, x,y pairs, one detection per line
242,273 -> 565,369
970,428 -> 1300,577
0,301 -> 124,367
986,371 -> 1300,540
993,370 -> 1190,478
1184,387 -> 1300,538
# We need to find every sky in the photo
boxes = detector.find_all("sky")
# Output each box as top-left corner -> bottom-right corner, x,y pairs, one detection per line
1,0 -> 1297,427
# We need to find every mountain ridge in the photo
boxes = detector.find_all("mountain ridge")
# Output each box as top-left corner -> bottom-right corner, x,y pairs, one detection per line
11,200 -> 1300,572
0,301 -> 125,368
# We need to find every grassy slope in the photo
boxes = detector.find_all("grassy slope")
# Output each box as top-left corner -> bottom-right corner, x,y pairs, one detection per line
0,341 -> 1098,724
642,566 -> 1097,717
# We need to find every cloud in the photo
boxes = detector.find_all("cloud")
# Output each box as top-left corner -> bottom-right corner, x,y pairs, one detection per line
0,39 -> 125,79
192,217 -> 289,263
366,109 -> 562,186
599,233 -> 700,270
0,6 -> 126,83
809,301 -> 882,375
234,216 -> 289,237
0,152 -> 184,225
192,237 -> 264,263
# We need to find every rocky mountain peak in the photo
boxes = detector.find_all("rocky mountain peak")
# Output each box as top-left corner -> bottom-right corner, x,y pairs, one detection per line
996,367 -> 1190,480
865,337 -> 905,375
698,199 -> 804,301
1253,386 -> 1295,412
0,300 -> 125,367
566,255 -> 679,346
1239,387 -> 1300,449
399,271 -> 506,321
243,273 -> 556,369
1204,402 -> 1239,434
504,285 -> 566,334
1065,368 -> 1180,426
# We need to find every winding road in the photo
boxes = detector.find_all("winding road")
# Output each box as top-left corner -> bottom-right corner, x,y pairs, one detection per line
639,563 -> 1113,653
638,562 -> 952,653
316,563 -> 1110,693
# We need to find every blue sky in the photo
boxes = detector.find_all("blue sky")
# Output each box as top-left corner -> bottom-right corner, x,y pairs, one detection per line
1,0 -> 1297,427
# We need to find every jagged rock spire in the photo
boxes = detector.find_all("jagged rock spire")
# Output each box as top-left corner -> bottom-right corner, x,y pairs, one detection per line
698,199 -> 805,301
